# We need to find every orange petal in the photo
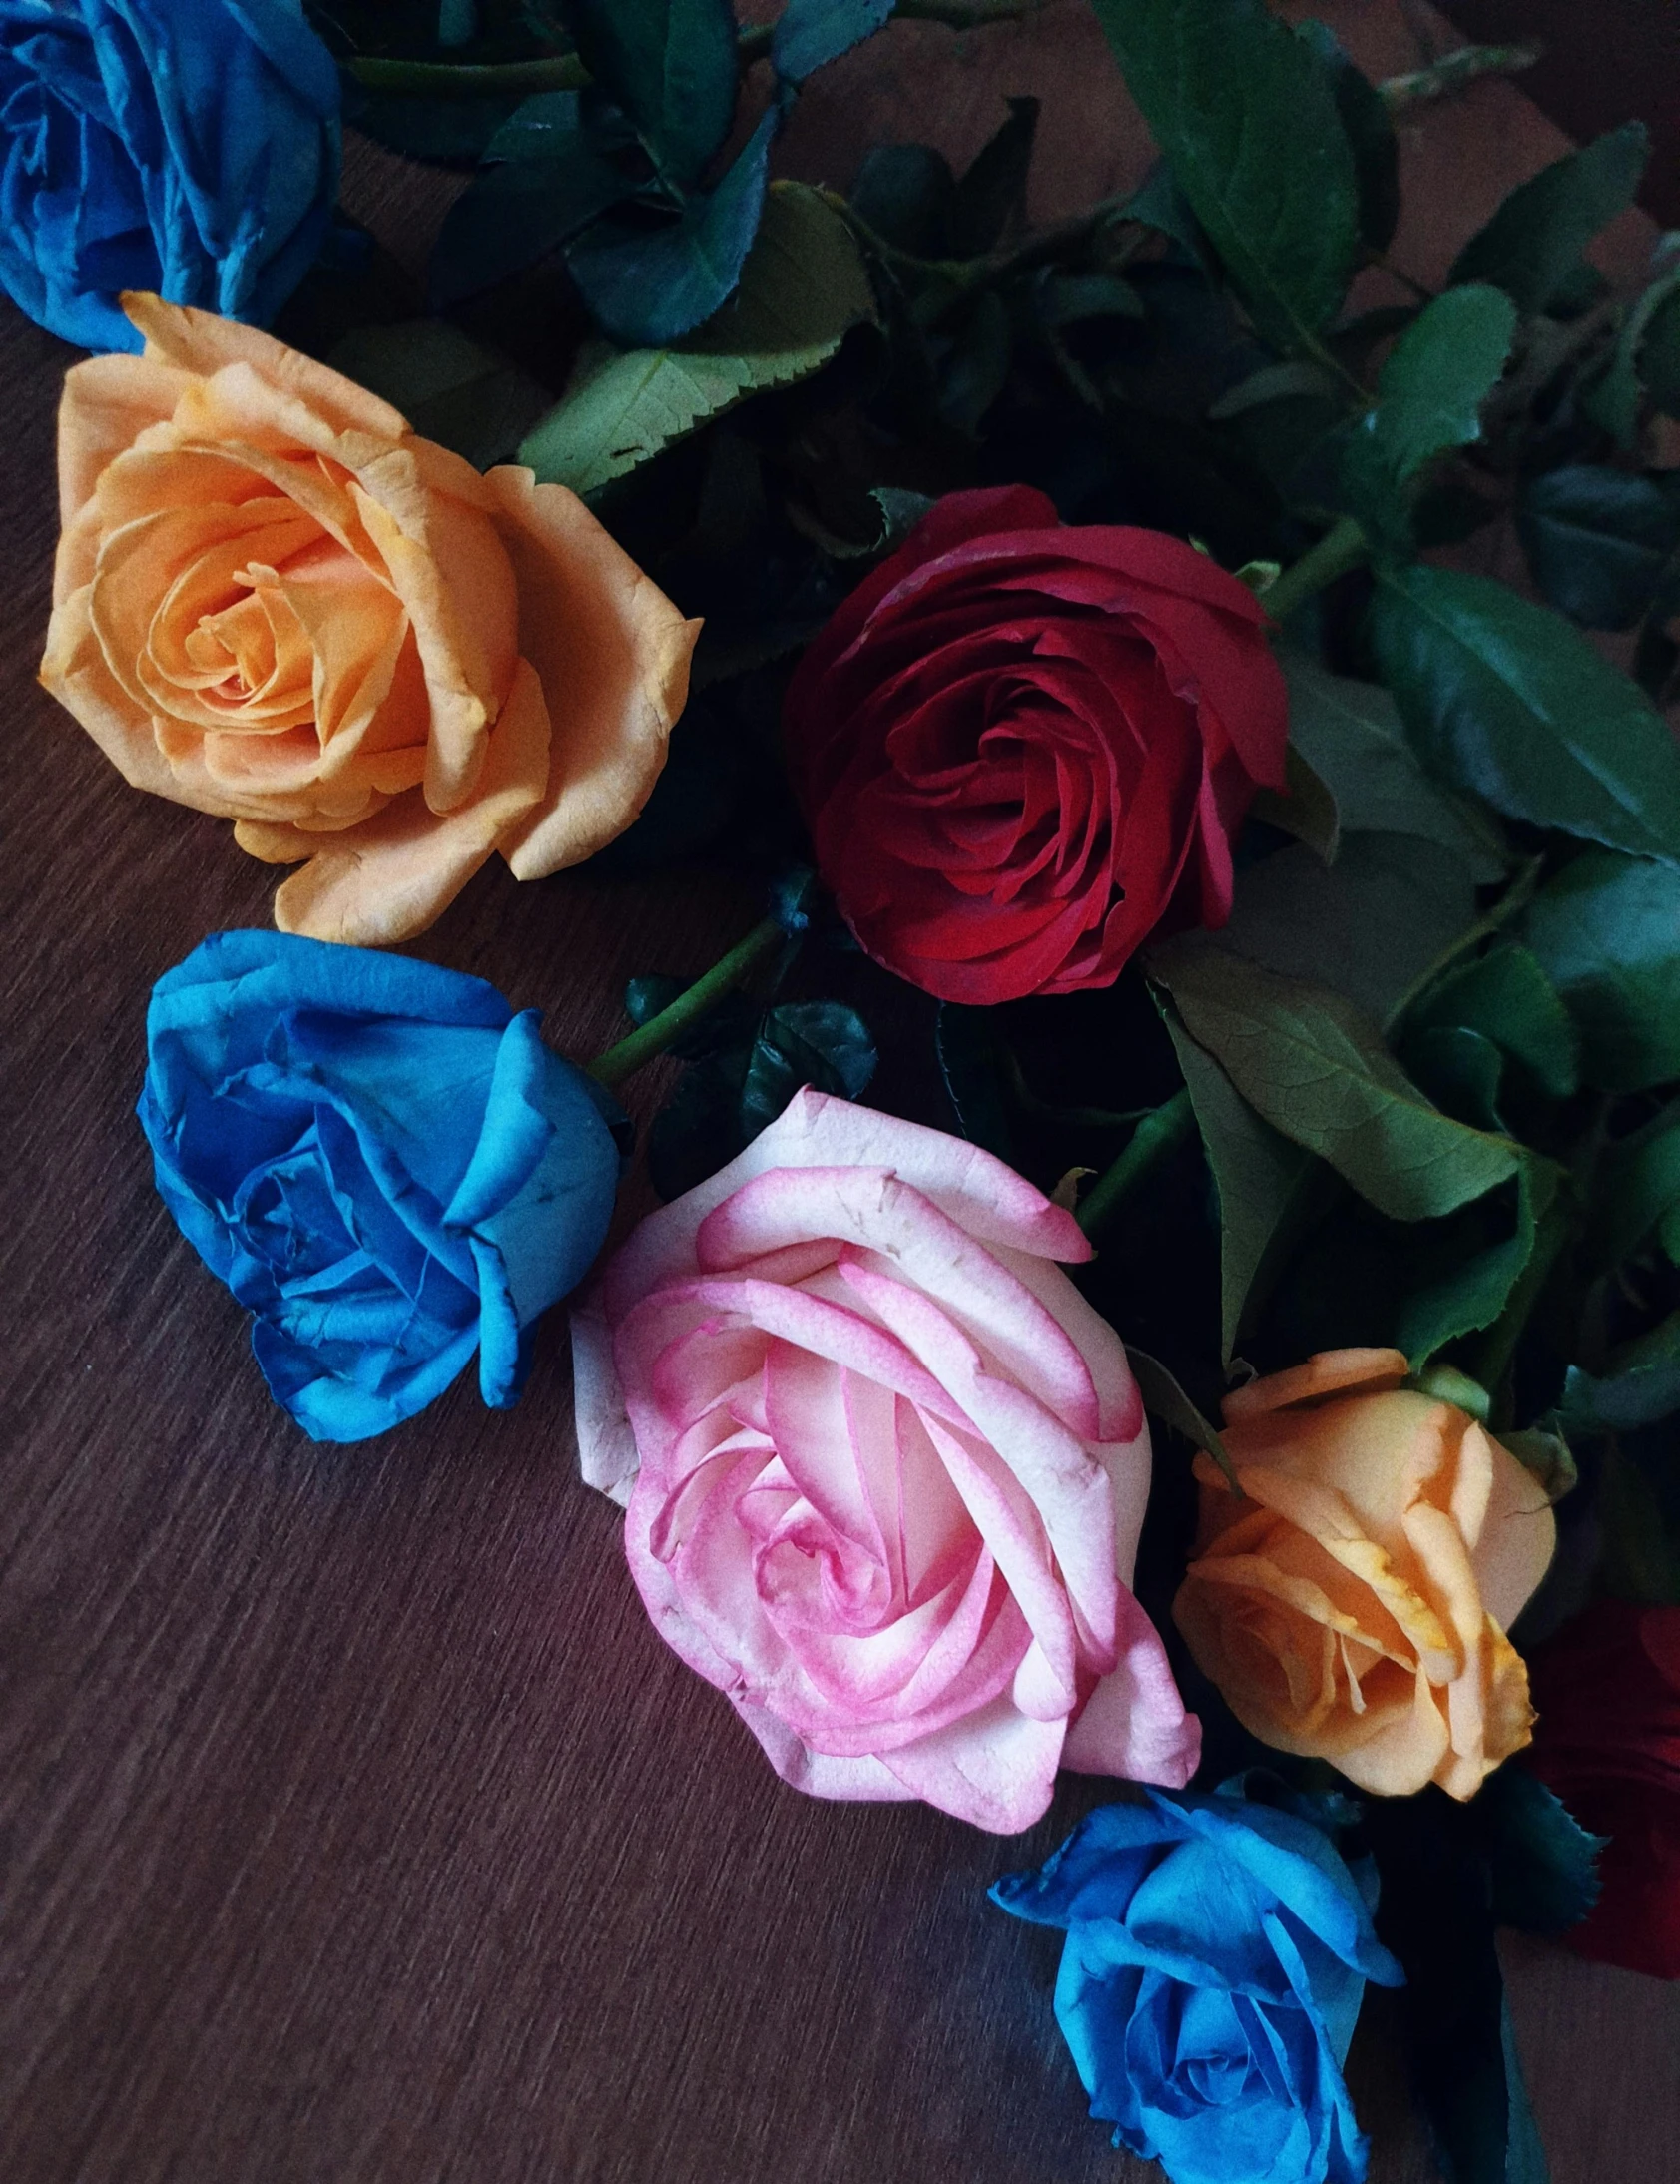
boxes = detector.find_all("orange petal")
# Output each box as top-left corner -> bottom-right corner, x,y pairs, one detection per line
39,587 -> 205,807
1471,1432 -> 1557,1629
55,350 -> 196,585
121,293 -> 410,443
348,475 -> 515,815
239,653 -> 551,944
1223,1348 -> 1409,1420
484,465 -> 700,878
91,501 -> 319,719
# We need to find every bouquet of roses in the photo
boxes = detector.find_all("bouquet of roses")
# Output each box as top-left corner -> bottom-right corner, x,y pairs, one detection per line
12,4 -> 1680,2183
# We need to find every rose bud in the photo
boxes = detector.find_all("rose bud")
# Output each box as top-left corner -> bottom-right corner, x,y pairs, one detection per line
0,0 -> 339,351
992,1778 -> 1403,2184
572,1087 -> 1200,1834
783,485 -> 1288,1003
1525,1600 -> 1680,1979
1173,1350 -> 1556,1799
139,929 -> 623,1441
41,297 -> 698,944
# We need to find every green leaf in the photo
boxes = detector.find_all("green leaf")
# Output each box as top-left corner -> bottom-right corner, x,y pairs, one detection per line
740,1001 -> 877,1132
647,995 -> 877,1199
1121,158 -> 1214,274
1394,1162 -> 1547,1365
566,103 -> 779,346
1448,123 -> 1650,316
521,182 -> 874,492
1478,1770 -> 1603,1939
1584,239 -> 1680,445
1295,20 -> 1399,253
1266,1171 -> 1544,1367
1584,1096 -> 1680,1272
429,125 -> 637,307
324,321 -> 551,469
1125,1346 -> 1241,1491
562,0 -> 739,189
1249,743 -> 1340,863
1516,467 -> 1680,632
1367,1797 -> 1552,2184
1497,1427 -> 1578,1504
949,96 -> 1039,257
1031,271 -> 1145,329
1371,561 -> 1680,863
848,143 -> 956,255
343,86 -> 521,164
1089,0 -> 1361,352
772,0 -> 894,83
1218,833 -> 1479,1029
1525,848 -> 1680,1091
1404,1024 -> 1507,1131
1342,285 -> 1516,541
1563,1311 -> 1680,1432
1405,945 -> 1579,1101
1279,652 -> 1506,880
1644,285 -> 1680,417
1148,933 -> 1523,1222
934,1003 -> 1016,1164
1162,1009 -> 1313,1365
935,288 -> 1012,434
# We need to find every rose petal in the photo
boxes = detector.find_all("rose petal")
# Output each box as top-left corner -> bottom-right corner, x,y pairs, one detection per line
484,466 -> 698,878
238,653 -> 550,943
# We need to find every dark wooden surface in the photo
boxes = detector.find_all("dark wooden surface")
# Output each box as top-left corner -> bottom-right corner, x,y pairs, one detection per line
3,9 -> 1678,2181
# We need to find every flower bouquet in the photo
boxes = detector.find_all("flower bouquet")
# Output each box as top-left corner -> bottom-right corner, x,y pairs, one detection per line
10,3 -> 1680,2182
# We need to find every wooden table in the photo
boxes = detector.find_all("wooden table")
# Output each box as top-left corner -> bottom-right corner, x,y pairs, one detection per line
4,8 -> 1676,2179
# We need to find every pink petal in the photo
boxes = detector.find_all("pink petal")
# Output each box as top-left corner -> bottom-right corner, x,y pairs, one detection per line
733,1700 -> 913,1805
571,1294 -> 638,1507
838,1256 -> 1120,1662
880,1697 -> 1067,1833
699,1166 -> 1101,1438
1060,1589 -> 1202,1788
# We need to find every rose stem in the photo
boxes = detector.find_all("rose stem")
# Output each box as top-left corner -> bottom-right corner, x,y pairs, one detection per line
1075,1089 -> 1197,1239
350,4 -> 1036,96
1258,515 -> 1370,628
587,917 -> 785,1090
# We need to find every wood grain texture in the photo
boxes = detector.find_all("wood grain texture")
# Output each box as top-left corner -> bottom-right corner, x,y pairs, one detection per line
2,9 -> 1677,2181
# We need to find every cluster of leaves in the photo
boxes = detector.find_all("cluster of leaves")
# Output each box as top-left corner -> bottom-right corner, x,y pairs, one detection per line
308,0 -> 905,341
301,10 -> 1680,2170
624,977 -> 877,1198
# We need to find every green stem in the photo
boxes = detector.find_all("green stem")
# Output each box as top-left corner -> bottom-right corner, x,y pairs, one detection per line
346,53 -> 590,96
1258,516 -> 1370,627
1075,1090 -> 1196,1237
1384,853 -> 1545,1036
1381,41 -> 1541,113
348,2 -> 1032,101
588,917 -> 784,1089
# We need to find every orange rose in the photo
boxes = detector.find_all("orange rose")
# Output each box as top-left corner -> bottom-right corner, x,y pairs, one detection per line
40,295 -> 698,944
1173,1350 -> 1556,1800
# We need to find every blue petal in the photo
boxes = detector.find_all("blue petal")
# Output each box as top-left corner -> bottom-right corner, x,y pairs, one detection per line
0,0 -> 338,346
454,1016 -> 621,1408
991,1798 -> 1181,1928
1155,1791 -> 1404,1987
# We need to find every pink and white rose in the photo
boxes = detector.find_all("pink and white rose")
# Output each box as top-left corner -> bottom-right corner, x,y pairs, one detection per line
572,1088 -> 1199,1834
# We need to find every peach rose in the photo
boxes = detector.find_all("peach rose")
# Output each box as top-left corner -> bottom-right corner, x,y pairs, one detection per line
1173,1350 -> 1556,1800
40,294 -> 697,944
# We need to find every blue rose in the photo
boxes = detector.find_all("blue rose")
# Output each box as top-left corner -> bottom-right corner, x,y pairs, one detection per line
0,0 -> 339,350
138,930 -> 624,1443
991,1778 -> 1404,2184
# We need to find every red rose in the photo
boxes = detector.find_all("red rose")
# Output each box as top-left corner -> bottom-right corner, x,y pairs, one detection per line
1525,1600 -> 1680,1979
784,486 -> 1288,1004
